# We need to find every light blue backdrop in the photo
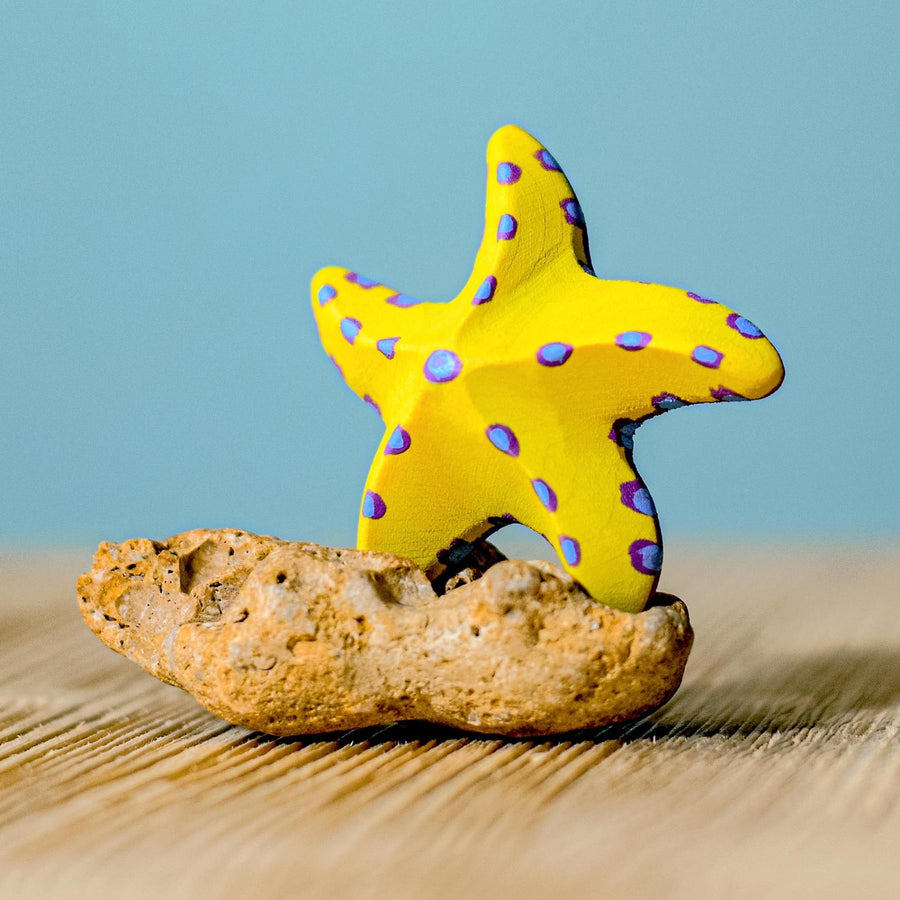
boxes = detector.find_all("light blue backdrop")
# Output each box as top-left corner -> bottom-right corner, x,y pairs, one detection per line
2,2 -> 897,549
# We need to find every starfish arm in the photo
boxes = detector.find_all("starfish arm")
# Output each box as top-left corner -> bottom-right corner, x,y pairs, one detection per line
457,125 -> 592,311
311,265 -> 466,422
357,392 -> 508,582
512,441 -> 662,614
462,358 -> 663,612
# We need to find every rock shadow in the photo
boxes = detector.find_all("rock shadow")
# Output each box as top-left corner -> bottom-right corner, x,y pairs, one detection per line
639,645 -> 900,741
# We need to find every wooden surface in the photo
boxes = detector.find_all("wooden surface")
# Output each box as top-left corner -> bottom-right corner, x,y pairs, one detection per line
1,544 -> 898,899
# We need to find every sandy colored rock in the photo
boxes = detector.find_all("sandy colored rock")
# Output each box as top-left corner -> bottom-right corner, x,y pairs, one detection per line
76,528 -> 693,736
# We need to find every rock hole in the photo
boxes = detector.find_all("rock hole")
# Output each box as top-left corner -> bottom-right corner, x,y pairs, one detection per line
235,609 -> 249,622
275,573 -> 287,584
228,547 -> 235,556
471,625 -> 480,637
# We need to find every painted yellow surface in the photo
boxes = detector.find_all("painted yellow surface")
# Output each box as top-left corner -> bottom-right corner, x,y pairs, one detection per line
311,125 -> 784,612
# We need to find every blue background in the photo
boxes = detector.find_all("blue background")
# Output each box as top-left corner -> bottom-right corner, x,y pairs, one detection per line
2,2 -> 897,551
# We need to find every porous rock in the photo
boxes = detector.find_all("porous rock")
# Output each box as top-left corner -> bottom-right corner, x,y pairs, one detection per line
76,528 -> 693,736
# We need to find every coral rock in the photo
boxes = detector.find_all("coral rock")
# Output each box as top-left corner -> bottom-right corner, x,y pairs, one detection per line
77,529 -> 693,737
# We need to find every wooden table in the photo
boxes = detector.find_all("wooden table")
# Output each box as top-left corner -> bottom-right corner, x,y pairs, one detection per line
1,544 -> 898,898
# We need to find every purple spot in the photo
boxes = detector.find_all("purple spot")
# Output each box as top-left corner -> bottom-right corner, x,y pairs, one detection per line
559,535 -> 581,566
531,478 -> 558,512
424,349 -> 462,383
386,293 -> 423,308
616,331 -> 652,351
536,342 -> 573,367
486,424 -> 519,456
560,198 -> 584,227
345,272 -> 379,288
727,313 -> 764,339
687,291 -> 718,304
620,480 -> 656,516
497,162 -> 521,184
534,149 -> 561,171
711,385 -> 748,402
473,275 -> 497,305
340,317 -> 362,344
385,424 -> 411,454
328,355 -> 344,378
317,284 -> 336,305
497,214 -> 518,240
692,345 -> 723,368
629,539 -> 662,575
377,337 -> 399,359
652,392 -> 687,412
362,490 -> 386,520
364,394 -> 381,417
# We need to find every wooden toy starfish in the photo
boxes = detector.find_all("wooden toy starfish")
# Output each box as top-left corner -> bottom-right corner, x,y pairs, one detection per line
310,125 -> 784,613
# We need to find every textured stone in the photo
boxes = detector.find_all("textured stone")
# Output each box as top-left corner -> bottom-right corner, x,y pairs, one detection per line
76,528 -> 693,736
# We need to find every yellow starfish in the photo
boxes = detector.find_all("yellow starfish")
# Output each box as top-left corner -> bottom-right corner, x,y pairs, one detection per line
310,125 -> 784,613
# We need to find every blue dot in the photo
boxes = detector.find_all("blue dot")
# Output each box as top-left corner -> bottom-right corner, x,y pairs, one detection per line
634,488 -> 654,516
318,284 -> 336,305
486,424 -> 519,456
340,317 -> 362,344
387,293 -> 423,307
497,214 -> 518,240
531,478 -> 558,512
347,273 -> 378,288
385,425 -> 411,455
711,385 -> 748,402
535,149 -> 561,171
692,345 -> 723,368
473,275 -> 497,305
497,162 -> 521,184
727,313 -> 763,338
536,342 -> 573,366
560,535 -> 581,566
644,544 -> 662,570
489,428 -> 509,452
616,331 -> 651,351
424,349 -> 462,383
377,337 -> 399,359
629,540 -> 662,574
362,490 -> 386,519
560,198 -> 584,226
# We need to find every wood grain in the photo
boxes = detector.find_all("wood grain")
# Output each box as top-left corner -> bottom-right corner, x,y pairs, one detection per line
1,544 -> 898,898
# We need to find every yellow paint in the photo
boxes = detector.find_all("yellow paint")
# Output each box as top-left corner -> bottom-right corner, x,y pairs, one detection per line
311,125 -> 784,612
